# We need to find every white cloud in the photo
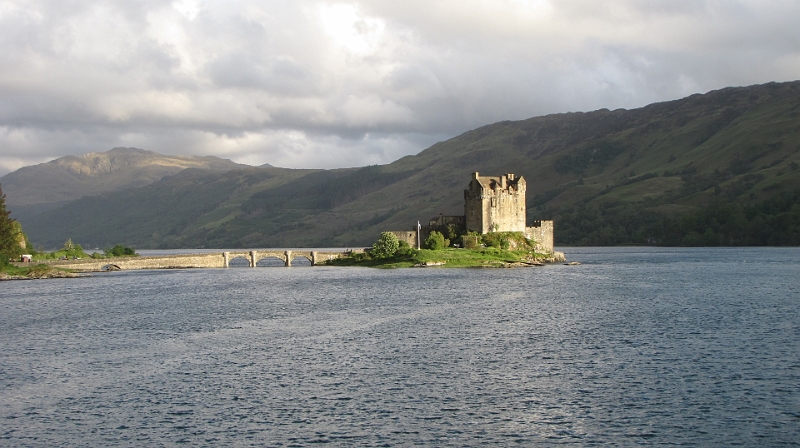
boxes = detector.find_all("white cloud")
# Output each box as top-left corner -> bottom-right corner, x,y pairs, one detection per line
0,0 -> 798,176
318,3 -> 386,55
173,0 -> 200,20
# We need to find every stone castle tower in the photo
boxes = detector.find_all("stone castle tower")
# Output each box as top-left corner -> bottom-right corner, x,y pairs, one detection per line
389,172 -> 554,254
464,172 -> 527,234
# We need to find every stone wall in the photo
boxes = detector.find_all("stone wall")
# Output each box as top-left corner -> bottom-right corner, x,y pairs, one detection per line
428,214 -> 465,227
390,230 -> 418,248
525,220 -> 554,254
44,253 -> 227,271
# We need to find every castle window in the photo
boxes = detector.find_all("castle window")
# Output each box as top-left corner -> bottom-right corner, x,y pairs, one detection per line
491,197 -> 496,207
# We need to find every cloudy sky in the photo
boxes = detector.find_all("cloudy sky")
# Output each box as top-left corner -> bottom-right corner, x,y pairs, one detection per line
1,0 -> 798,175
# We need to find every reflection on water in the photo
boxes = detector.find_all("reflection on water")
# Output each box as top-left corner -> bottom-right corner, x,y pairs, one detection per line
1,247 -> 798,445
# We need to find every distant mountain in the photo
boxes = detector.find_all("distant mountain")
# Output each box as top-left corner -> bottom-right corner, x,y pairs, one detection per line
1,147 -> 244,219
15,81 -> 800,249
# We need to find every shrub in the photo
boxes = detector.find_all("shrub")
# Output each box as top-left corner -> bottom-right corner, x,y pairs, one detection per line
396,240 -> 415,257
481,231 -> 532,250
105,245 -> 137,257
371,232 -> 400,258
350,252 -> 372,261
39,238 -> 91,259
481,232 -> 510,249
424,230 -> 450,250
462,232 -> 482,249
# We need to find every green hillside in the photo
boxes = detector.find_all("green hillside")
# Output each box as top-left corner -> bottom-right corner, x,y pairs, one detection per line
17,81 -> 800,249
1,147 -> 244,221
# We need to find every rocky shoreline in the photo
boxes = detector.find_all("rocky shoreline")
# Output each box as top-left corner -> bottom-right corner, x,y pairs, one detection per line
0,267 -> 84,281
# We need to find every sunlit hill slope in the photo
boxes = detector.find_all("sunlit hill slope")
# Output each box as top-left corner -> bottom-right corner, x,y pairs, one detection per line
11,81 -> 800,249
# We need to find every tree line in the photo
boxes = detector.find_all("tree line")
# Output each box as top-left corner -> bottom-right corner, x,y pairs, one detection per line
555,189 -> 800,246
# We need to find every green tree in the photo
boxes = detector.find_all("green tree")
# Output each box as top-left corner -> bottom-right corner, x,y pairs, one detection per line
371,232 -> 400,258
0,184 -> 23,264
59,238 -> 87,258
424,230 -> 450,250
105,244 -> 137,257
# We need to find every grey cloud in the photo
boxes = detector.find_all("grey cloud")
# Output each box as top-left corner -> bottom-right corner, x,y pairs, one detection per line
206,53 -> 316,95
0,0 -> 799,176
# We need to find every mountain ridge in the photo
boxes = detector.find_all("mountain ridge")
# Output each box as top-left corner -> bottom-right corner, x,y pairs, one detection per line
0,147 -> 246,221
9,80 -> 800,248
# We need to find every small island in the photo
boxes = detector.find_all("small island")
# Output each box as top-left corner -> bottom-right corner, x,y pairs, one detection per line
326,230 -> 564,268
328,172 -> 564,267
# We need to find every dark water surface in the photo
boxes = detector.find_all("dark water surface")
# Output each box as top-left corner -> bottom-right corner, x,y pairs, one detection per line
2,247 -> 799,446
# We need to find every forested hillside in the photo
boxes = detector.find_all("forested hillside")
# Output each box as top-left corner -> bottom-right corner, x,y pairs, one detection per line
13,81 -> 800,249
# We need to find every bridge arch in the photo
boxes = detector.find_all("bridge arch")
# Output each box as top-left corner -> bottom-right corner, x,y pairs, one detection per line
219,249 -> 355,267
252,250 -> 314,267
253,251 -> 289,267
256,256 -> 287,267
227,255 -> 252,267
223,251 -> 255,267
290,255 -> 312,266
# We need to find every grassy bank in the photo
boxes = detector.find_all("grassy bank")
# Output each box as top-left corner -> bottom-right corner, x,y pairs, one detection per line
0,263 -> 81,280
324,247 -> 561,268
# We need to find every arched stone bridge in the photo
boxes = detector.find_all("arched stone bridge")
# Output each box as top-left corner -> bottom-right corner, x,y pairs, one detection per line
42,249 -> 363,272
223,250 -> 345,267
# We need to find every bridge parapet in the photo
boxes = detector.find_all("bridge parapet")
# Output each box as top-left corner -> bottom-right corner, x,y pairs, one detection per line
42,252 -> 227,271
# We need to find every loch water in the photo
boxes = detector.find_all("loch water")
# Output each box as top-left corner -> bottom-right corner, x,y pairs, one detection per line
1,247 -> 799,446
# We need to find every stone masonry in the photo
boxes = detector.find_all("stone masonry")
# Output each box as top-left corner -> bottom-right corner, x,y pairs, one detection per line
388,172 -> 555,254
465,172 -> 527,234
525,220 -> 554,254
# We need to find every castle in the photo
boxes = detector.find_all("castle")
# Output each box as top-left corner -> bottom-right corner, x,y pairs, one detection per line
392,172 -> 554,254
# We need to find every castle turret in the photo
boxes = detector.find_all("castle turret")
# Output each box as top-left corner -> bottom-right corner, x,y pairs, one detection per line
464,173 -> 526,234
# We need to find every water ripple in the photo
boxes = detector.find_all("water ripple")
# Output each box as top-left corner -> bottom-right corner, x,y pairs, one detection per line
1,247 -> 799,446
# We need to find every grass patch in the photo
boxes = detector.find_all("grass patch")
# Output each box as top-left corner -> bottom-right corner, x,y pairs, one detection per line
324,247 -> 550,268
0,263 -> 78,279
